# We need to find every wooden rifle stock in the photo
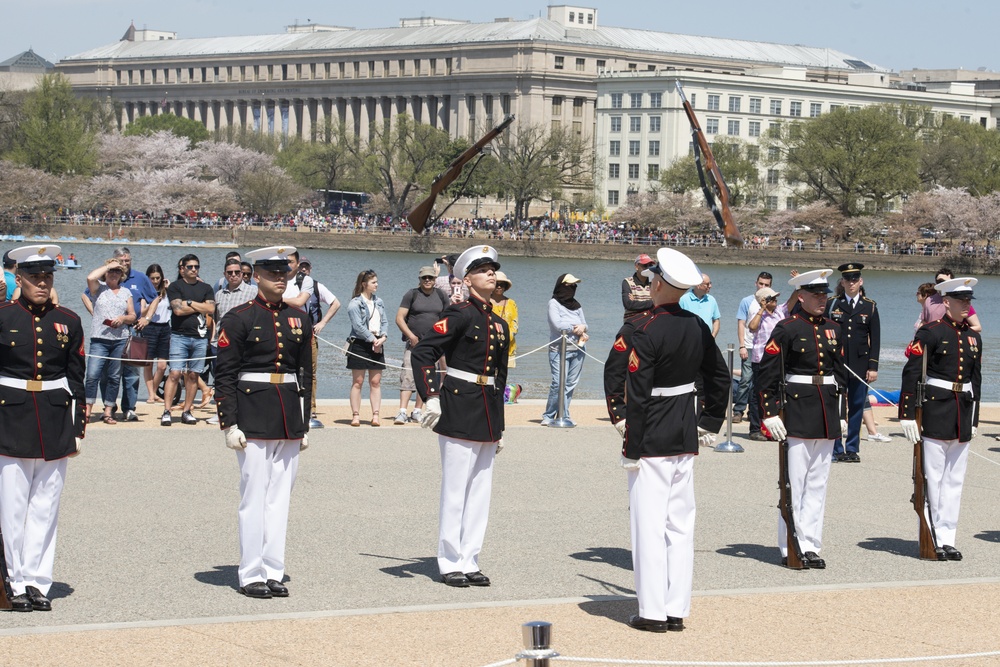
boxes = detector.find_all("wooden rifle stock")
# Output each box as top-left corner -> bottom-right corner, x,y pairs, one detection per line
406,114 -> 515,234
776,348 -> 805,569
675,82 -> 744,248
912,353 -> 942,560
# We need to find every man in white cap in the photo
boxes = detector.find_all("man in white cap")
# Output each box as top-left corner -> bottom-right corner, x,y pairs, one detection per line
622,247 -> 729,633
898,277 -> 981,561
214,246 -> 313,599
410,245 -> 509,588
757,269 -> 848,570
0,245 -> 86,612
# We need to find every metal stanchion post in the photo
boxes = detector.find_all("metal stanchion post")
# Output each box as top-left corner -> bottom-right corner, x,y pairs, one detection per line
517,621 -> 558,666
715,343 -> 744,453
550,330 -> 574,428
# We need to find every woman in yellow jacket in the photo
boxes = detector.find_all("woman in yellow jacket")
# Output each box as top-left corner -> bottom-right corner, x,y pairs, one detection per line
491,271 -> 518,368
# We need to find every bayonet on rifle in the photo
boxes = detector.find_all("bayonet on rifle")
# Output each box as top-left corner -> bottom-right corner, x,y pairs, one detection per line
675,82 -> 744,248
407,114 -> 515,234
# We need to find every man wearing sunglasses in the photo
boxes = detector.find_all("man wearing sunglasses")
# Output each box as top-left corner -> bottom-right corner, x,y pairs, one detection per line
163,254 -> 215,426
826,263 -> 880,463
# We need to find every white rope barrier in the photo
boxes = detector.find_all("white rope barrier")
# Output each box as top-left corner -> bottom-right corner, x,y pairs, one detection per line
542,650 -> 1000,665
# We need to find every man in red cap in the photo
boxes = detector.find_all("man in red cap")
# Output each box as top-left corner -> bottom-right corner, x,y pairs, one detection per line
622,254 -> 655,321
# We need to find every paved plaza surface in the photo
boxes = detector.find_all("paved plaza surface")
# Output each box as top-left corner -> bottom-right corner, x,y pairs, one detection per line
1,401 -> 999,666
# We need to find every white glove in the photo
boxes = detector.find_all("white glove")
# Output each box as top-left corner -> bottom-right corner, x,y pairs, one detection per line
620,455 -> 640,471
421,397 -> 441,429
900,419 -> 920,444
225,425 -> 247,450
971,426 -> 977,439
614,419 -> 627,437
495,437 -> 504,455
70,437 -> 83,458
763,416 -> 787,441
300,432 -> 309,451
840,420 -> 848,436
697,426 -> 716,448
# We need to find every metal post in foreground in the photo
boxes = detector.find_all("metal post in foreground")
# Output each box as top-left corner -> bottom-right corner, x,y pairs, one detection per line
714,343 -> 744,453
517,621 -> 559,666
549,330 -> 574,428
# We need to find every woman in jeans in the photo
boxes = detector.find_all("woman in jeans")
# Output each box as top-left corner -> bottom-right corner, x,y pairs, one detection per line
346,269 -> 388,426
85,258 -> 137,424
141,264 -> 171,404
542,273 -> 588,426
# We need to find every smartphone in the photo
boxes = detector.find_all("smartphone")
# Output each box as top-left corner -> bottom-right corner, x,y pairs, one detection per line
103,318 -> 115,326
451,284 -> 463,299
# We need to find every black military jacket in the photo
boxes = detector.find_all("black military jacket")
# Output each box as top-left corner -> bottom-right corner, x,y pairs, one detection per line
899,316 -> 981,441
827,294 -> 880,376
214,296 -> 313,440
603,310 -> 651,425
0,298 -> 86,460
624,304 -> 729,459
758,312 -> 847,440
411,293 -> 509,443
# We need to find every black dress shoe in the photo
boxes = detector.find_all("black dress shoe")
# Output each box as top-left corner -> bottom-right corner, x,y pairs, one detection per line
25,585 -> 51,611
464,571 -> 491,587
847,452 -> 861,463
803,551 -> 826,569
747,431 -> 769,441
6,593 -> 33,612
942,545 -> 963,561
440,572 -> 470,587
934,547 -> 947,561
239,582 -> 272,598
832,453 -> 844,462
628,615 -> 668,633
265,579 -> 289,597
666,616 -> 685,632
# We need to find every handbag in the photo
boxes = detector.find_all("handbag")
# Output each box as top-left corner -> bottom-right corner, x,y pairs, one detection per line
122,333 -> 150,367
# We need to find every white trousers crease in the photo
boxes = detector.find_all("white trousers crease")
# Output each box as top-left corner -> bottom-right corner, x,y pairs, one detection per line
627,454 -> 695,621
778,438 -> 833,557
922,437 -> 969,547
237,439 -> 299,587
0,455 -> 67,596
437,435 -> 497,575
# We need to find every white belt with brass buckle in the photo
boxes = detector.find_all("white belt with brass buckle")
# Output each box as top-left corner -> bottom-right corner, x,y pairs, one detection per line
926,378 -> 973,394
238,372 -> 297,385
651,382 -> 696,397
446,367 -> 495,386
0,376 -> 71,393
785,374 -> 837,386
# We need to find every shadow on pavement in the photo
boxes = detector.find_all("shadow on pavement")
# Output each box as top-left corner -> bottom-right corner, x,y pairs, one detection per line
575,573 -> 635,597
857,536 -> 916,558
577,598 -> 634,626
974,530 -> 1000,543
48,581 -> 75,601
568,546 -> 632,571
360,553 -> 439,582
194,565 -> 240,590
716,542 -> 776,565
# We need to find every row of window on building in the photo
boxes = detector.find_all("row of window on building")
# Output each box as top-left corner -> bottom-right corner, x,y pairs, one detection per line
116,57 -> 458,86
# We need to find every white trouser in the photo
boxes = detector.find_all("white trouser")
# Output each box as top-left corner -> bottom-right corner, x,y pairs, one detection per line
922,437 -> 970,547
437,435 -> 497,575
0,455 -> 67,596
778,438 -> 834,557
237,439 -> 300,587
627,454 -> 695,621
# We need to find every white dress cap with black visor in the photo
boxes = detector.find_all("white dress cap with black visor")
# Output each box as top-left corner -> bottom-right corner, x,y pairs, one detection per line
789,268 -> 834,294
640,247 -> 703,290
935,277 -> 977,300
8,244 -> 61,274
245,246 -> 297,272
453,245 -> 500,278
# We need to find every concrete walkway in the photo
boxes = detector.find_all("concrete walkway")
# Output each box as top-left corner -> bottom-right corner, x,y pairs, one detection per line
2,401 -> 999,666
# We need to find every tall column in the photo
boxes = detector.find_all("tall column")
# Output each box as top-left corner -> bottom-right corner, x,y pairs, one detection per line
442,95 -> 453,135
313,98 -> 325,140
474,94 -> 486,134
285,99 -> 297,137
204,101 -> 215,132
419,96 -> 429,126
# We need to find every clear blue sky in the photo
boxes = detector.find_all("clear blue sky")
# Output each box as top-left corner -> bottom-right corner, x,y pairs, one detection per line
3,1 -> 992,74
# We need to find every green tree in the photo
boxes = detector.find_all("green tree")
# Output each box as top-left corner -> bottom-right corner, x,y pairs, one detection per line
763,104 -> 921,216
9,73 -> 97,175
921,115 -> 1000,195
276,121 -> 363,192
490,122 -> 594,221
659,137 -> 760,206
124,113 -> 210,147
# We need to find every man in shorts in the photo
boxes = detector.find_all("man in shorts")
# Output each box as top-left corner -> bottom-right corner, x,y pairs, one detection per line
162,253 -> 215,425
394,266 -> 449,424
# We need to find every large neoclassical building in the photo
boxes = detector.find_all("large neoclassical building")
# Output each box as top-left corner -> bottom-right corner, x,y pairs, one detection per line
56,5 -> 889,144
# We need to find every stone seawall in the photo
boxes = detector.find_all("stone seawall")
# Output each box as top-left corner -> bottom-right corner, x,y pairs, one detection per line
15,222 -> 998,274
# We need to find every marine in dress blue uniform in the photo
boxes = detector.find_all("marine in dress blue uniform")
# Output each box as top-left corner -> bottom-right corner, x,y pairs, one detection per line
214,246 -> 313,599
0,245 -> 85,612
758,269 -> 848,569
411,246 -> 508,588
898,278 -> 981,560
827,263 -> 880,462
603,309 -> 652,435
620,248 -> 729,633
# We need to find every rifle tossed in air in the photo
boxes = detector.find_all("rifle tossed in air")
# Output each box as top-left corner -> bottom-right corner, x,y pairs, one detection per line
407,115 -> 515,234
675,82 -> 744,248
